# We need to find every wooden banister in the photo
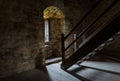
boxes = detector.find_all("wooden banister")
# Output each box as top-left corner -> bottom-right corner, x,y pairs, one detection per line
61,0 -> 119,69
64,0 -> 101,41
64,0 -> 117,53
61,0 -> 101,62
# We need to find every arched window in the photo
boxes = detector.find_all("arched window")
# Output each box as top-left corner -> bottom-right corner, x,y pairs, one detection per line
43,6 -> 65,43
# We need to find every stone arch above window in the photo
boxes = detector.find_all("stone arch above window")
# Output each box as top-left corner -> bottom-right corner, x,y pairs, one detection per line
43,6 -> 65,57
43,6 -> 65,19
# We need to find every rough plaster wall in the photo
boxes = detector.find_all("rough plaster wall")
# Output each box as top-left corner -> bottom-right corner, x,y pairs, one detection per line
0,0 -> 44,77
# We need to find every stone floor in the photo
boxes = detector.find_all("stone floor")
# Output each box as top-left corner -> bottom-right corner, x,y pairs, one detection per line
45,57 -> 62,65
0,55 -> 120,81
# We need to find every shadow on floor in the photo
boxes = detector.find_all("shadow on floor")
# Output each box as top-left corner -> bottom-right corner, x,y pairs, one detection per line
65,64 -> 120,81
66,66 -> 92,81
80,65 -> 120,75
0,67 -> 52,81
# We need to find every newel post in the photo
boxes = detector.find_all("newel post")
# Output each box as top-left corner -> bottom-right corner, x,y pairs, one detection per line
61,33 -> 65,63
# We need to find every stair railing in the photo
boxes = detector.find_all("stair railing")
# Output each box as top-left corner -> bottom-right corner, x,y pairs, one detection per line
61,0 -> 101,63
61,0 -> 118,63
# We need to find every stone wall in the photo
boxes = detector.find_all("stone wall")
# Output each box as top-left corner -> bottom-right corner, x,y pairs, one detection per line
0,0 -> 107,77
0,0 -> 66,77
50,19 -> 65,56
64,0 -> 99,29
0,0 -> 44,77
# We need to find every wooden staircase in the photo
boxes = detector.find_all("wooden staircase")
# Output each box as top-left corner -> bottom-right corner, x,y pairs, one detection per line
61,0 -> 120,70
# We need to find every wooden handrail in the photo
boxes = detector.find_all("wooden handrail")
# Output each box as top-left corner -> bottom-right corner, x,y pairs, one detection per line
61,0 -> 101,62
61,0 -> 118,63
64,0 -> 117,52
64,0 -> 101,41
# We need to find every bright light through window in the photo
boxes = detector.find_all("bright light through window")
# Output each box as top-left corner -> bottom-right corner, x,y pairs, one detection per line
45,20 -> 49,42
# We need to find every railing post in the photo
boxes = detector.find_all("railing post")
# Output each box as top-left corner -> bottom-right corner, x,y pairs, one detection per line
61,33 -> 65,63
74,34 -> 77,52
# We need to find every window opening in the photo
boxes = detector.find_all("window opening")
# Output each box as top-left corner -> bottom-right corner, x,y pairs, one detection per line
45,20 -> 50,42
